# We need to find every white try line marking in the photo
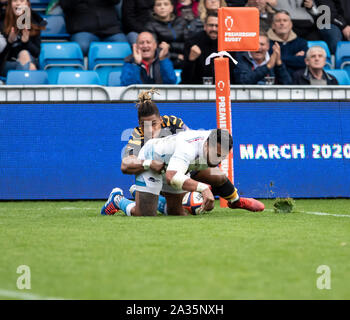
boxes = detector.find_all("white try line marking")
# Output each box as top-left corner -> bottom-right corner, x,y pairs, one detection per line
265,209 -> 350,218
303,211 -> 350,218
0,289 -> 65,300
1,207 -> 349,218
0,207 -> 97,211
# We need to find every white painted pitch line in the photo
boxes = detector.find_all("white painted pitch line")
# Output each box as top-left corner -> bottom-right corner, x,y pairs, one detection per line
0,207 -> 97,211
60,207 -> 97,210
0,289 -> 65,300
265,208 -> 350,218
1,207 -> 349,218
303,211 -> 350,218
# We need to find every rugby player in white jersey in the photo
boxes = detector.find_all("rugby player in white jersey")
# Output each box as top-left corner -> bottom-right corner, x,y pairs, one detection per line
101,90 -> 264,216
112,128 -> 232,216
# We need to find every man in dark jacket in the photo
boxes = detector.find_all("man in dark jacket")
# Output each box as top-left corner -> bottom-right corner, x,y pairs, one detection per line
120,31 -> 176,85
181,11 -> 235,84
59,0 -> 127,55
314,0 -> 350,54
234,33 -> 292,85
293,46 -> 338,85
122,0 -> 154,45
267,10 -> 308,78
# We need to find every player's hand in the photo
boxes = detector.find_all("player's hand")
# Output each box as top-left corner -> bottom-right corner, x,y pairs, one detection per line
189,45 -> 201,61
200,188 -> 215,212
159,41 -> 170,60
150,160 -> 165,174
132,43 -> 142,65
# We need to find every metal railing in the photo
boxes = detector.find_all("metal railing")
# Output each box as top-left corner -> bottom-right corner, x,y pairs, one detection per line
1,84 -> 350,103
0,85 -> 111,102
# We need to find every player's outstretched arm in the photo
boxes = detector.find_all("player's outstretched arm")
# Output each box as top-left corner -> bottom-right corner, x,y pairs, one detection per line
121,155 -> 165,175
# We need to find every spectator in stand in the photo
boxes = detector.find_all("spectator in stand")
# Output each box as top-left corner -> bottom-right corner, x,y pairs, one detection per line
59,0 -> 127,56
198,0 -> 226,22
314,0 -> 350,54
234,32 -> 292,84
122,0 -> 154,46
175,0 -> 199,21
226,0 -> 247,5
293,46 -> 338,85
0,0 -> 45,77
226,0 -> 277,7
181,11 -> 235,84
120,31 -> 177,86
0,0 -> 7,20
267,10 -> 308,77
0,0 -> 10,56
185,0 -> 226,40
274,0 -> 320,40
246,0 -> 277,32
145,0 -> 188,69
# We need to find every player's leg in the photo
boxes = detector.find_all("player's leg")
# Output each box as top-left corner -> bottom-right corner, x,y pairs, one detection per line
132,191 -> 158,216
191,168 -> 265,212
101,188 -> 158,216
100,187 -> 137,216
101,187 -> 124,215
132,169 -> 162,216
101,165 -> 162,216
162,192 -> 188,216
191,167 -> 239,201
130,184 -> 168,215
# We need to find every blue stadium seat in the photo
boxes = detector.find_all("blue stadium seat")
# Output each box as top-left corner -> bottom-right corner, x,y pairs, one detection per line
174,69 -> 182,84
88,42 -> 132,85
31,0 -> 50,10
56,71 -> 101,85
307,41 -> 332,69
108,71 -> 122,86
6,71 -> 49,85
335,41 -> 350,77
39,42 -> 85,84
325,69 -> 350,85
41,15 -> 70,40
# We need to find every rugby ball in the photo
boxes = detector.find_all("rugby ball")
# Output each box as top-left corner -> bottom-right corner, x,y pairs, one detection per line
182,191 -> 204,215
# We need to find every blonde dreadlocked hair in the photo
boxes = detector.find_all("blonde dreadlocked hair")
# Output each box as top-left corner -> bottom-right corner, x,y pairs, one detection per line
136,89 -> 160,121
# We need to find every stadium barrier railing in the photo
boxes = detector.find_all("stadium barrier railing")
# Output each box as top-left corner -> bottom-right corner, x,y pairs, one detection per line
1,85 -> 350,102
0,85 -> 111,102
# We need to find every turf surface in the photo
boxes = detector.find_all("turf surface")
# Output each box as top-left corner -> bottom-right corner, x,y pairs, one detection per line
0,199 -> 349,300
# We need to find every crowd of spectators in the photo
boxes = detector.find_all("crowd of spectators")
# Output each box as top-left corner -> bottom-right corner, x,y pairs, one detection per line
0,0 -> 349,85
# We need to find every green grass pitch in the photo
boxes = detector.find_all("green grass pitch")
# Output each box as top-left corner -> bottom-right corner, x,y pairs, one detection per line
0,199 -> 349,300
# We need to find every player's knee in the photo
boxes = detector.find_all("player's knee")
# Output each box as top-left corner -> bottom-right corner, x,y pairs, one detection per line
211,174 -> 228,187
